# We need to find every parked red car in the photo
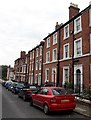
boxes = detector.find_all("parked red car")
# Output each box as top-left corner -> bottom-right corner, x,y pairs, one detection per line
29,87 -> 76,114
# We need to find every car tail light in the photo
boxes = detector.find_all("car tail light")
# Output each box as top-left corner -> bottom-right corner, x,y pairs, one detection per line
50,99 -> 56,103
26,90 -> 32,93
74,98 -> 76,102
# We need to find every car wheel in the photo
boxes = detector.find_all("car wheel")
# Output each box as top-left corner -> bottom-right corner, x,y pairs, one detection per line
68,110 -> 73,113
43,104 -> 49,114
23,95 -> 26,101
30,98 -> 33,106
13,90 -> 16,94
18,93 -> 20,98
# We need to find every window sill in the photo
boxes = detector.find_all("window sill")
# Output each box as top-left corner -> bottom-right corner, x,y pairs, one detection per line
74,29 -> 82,35
64,36 -> 70,40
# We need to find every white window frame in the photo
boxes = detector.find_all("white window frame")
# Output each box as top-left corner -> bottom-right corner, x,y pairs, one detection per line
38,73 -> 41,85
90,64 -> 91,81
45,68 -> 49,82
35,74 -> 38,84
63,43 -> 69,59
74,38 -> 82,58
47,37 -> 50,48
32,50 -> 34,59
32,62 -> 34,71
39,59 -> 42,70
29,76 -> 31,84
64,24 -> 69,39
31,73 -> 33,84
89,8 -> 91,26
25,57 -> 27,64
36,48 -> 38,57
52,48 -> 57,61
23,65 -> 26,73
30,63 -> 31,71
53,32 -> 57,45
74,16 -> 82,34
40,46 -> 42,56
20,66 -> 22,73
30,52 -> 32,60
36,60 -> 38,70
46,51 -> 50,63
63,66 -> 69,85
90,34 -> 91,54
27,65 -> 28,73
52,68 -> 56,83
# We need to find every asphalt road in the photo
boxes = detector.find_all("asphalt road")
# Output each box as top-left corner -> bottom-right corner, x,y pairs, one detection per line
1,84 -> 89,119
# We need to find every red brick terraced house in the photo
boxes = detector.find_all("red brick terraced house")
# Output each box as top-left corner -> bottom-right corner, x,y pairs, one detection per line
28,49 -> 35,85
28,41 -> 44,85
43,2 -> 91,93
14,51 -> 27,82
25,52 -> 30,82
43,26 -> 59,86
59,3 -> 91,93
14,2 -> 91,93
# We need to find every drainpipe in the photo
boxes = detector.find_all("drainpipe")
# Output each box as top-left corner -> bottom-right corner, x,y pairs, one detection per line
41,45 -> 44,86
56,30 -> 60,87
33,51 -> 35,85
72,20 -> 74,91
28,52 -> 30,83
25,63 -> 27,82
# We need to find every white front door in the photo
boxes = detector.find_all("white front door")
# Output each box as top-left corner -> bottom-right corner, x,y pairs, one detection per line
52,68 -> 56,85
74,64 -> 83,93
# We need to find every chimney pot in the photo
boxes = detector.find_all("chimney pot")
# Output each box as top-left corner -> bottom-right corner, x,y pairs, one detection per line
70,2 -> 78,8
69,2 -> 80,20
60,23 -> 63,26
55,22 -> 60,30
56,22 -> 58,25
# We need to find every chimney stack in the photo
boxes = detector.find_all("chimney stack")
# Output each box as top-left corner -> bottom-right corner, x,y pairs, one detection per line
55,22 -> 60,30
69,2 -> 80,20
20,51 -> 26,58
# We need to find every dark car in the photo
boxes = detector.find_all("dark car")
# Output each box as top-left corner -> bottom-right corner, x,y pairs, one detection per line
12,82 -> 18,93
18,85 -> 37,101
8,82 -> 18,91
42,82 -> 55,87
5,81 -> 13,89
12,83 -> 25,94
2,81 -> 6,87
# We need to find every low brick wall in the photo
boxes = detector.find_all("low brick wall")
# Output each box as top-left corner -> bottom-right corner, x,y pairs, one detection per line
74,97 -> 91,118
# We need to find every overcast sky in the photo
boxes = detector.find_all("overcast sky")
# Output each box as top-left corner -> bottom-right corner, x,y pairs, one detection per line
0,0 -> 90,67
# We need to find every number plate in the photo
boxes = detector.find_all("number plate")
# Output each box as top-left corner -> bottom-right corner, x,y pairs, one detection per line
61,99 -> 69,103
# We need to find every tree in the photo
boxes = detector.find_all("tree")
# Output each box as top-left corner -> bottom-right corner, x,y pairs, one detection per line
2,65 -> 8,80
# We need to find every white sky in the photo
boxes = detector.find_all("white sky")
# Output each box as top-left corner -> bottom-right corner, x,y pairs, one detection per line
0,0 -> 90,67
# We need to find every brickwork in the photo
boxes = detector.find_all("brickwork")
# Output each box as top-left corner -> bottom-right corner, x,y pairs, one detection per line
14,3 -> 91,90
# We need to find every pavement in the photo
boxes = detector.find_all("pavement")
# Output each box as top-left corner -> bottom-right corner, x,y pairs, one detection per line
74,97 -> 91,118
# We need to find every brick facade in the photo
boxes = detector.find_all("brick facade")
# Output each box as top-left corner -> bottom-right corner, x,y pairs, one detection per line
28,41 -> 44,85
14,3 -> 91,92
14,51 -> 26,82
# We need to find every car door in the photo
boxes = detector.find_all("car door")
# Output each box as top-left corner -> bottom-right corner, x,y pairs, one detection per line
35,88 -> 48,109
32,88 -> 41,105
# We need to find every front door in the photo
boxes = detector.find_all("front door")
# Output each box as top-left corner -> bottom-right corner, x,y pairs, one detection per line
76,69 -> 81,94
